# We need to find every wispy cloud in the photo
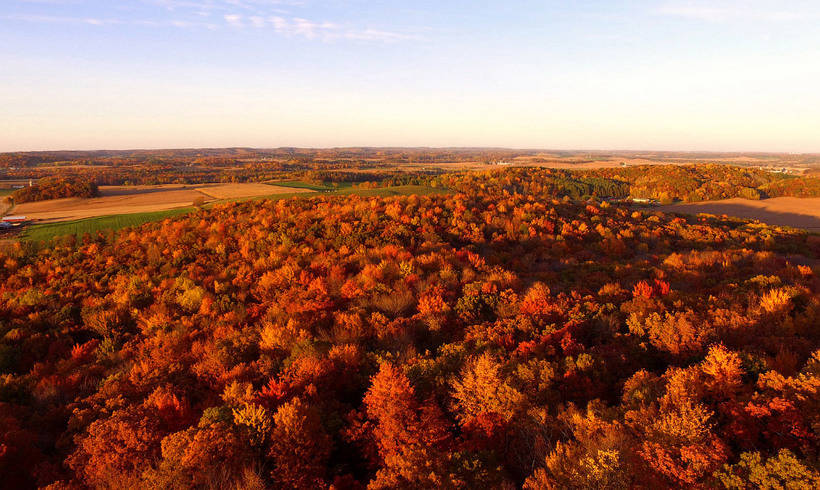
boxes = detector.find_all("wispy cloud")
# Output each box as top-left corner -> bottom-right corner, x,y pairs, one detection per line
146,0 -> 306,17
4,13 -> 220,28
656,1 -> 820,22
17,0 -> 83,4
6,0 -> 415,42
223,13 -> 243,27
3,14 -> 123,25
223,14 -> 414,42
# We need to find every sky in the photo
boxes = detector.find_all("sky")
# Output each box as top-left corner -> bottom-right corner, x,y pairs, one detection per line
1,0 -> 819,152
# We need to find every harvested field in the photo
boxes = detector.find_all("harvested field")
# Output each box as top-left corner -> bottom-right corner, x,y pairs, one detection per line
11,183 -> 318,223
196,183 -> 312,200
13,185 -> 208,223
11,183 -> 317,224
658,197 -> 820,232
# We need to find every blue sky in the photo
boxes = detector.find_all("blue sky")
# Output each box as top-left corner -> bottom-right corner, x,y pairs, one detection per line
1,0 -> 819,152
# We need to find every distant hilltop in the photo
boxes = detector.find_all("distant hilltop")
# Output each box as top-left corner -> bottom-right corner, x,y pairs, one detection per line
1,148 -> 819,169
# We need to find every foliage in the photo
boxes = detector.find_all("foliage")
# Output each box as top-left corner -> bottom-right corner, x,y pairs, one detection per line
11,176 -> 98,203
0,165 -> 818,488
715,450 -> 820,489
584,164 -> 820,202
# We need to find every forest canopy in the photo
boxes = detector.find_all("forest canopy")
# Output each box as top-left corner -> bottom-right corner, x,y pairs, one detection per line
582,164 -> 820,202
10,176 -> 99,203
0,164 -> 818,488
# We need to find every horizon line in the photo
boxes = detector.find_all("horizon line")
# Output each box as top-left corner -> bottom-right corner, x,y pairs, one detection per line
3,146 -> 819,157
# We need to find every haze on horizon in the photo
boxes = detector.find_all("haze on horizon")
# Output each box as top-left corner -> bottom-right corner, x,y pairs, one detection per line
2,0 -> 819,153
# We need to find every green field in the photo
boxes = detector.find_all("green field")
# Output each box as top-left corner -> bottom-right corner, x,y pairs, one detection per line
20,183 -> 450,243
209,191 -> 319,206
271,180 -> 350,192
0,189 -> 15,197
21,208 -> 195,243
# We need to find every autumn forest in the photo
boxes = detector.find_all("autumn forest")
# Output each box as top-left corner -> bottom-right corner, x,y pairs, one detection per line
1,154 -> 819,489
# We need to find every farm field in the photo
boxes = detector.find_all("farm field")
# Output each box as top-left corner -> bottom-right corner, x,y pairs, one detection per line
10,183 -> 312,223
20,208 -> 195,243
12,185 -> 206,222
658,197 -> 820,232
196,183 -> 312,200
